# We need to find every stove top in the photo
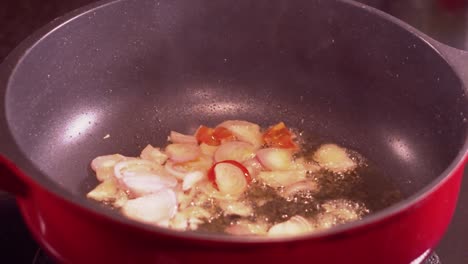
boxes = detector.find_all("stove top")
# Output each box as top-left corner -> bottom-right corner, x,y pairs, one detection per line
29,249 -> 442,264
0,0 -> 467,263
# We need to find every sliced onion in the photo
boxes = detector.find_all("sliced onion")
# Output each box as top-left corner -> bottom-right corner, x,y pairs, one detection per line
217,120 -> 263,148
169,131 -> 198,144
121,189 -> 177,227
257,170 -> 307,188
140,145 -> 168,165
165,143 -> 201,163
208,161 -> 250,196
256,148 -> 293,171
182,171 -> 205,191
268,215 -> 314,237
114,159 -> 177,196
120,175 -> 177,197
313,144 -> 356,173
164,156 -> 212,180
214,141 -> 255,163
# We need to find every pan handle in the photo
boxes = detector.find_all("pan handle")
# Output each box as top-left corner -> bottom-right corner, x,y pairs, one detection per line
0,155 -> 29,197
433,43 -> 468,170
366,2 -> 468,91
430,41 -> 468,91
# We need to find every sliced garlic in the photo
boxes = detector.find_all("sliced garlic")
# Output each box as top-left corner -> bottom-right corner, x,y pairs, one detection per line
140,145 -> 168,165
268,215 -> 314,237
280,180 -> 319,199
214,141 -> 256,163
91,154 -> 126,181
91,154 -> 125,171
313,144 -> 356,173
200,143 -> 218,157
86,179 -> 119,202
219,200 -> 253,217
165,143 -> 201,163
314,199 -> 367,230
217,120 -> 263,148
258,170 -> 307,188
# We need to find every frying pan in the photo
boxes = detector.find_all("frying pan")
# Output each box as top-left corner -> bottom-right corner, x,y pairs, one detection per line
0,0 -> 467,263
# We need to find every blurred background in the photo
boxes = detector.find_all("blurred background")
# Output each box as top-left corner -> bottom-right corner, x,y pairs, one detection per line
1,0 -> 465,59
0,0 -> 467,263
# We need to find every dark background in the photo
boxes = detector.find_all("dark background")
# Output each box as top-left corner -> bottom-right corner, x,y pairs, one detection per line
0,0 -> 467,263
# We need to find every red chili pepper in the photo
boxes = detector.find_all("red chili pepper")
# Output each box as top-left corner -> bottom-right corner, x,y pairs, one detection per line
195,125 -> 219,146
195,125 -> 236,146
207,160 -> 252,190
262,122 -> 297,149
213,126 -> 236,142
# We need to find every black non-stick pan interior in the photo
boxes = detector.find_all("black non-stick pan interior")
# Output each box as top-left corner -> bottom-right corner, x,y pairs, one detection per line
3,0 -> 467,207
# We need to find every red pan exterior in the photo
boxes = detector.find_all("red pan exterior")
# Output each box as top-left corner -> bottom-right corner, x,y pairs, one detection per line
1,0 -> 467,263
3,154 -> 465,264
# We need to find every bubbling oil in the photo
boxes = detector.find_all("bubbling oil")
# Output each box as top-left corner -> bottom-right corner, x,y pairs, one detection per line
196,132 -> 402,236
